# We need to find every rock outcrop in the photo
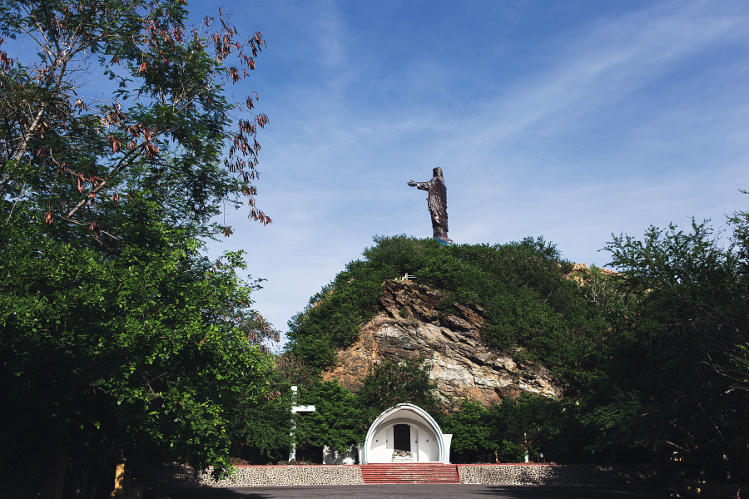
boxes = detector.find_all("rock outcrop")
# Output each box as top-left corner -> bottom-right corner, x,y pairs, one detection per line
321,280 -> 562,409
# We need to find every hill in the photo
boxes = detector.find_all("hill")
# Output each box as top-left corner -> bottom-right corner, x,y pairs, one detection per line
320,279 -> 563,408
286,235 -> 616,400
283,224 -> 749,478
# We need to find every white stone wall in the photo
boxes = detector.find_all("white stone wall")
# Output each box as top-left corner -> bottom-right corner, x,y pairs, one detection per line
155,463 -> 681,488
458,463 -> 679,488
154,464 -> 364,488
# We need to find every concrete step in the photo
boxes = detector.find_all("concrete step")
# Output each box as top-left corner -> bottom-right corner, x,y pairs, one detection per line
360,464 -> 460,484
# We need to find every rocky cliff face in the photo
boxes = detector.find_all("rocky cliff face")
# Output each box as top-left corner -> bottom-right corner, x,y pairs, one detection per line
321,280 -> 562,409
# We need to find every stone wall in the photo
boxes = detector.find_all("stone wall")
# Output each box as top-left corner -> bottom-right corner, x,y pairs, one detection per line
459,463 -> 684,488
155,463 -> 681,488
153,464 -> 364,488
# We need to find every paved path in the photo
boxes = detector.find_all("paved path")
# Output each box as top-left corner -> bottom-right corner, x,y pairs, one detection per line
161,485 -> 665,499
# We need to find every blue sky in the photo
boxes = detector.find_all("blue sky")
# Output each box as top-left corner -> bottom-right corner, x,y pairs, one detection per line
189,0 -> 749,341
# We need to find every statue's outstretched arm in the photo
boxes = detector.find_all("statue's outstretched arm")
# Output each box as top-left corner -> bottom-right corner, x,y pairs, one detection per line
408,180 -> 430,191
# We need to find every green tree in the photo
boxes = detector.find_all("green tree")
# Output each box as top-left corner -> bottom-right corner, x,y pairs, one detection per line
0,1 -> 276,496
593,217 -> 749,481
441,401 -> 497,463
0,221 -> 273,497
286,269 -> 390,371
442,395 -> 593,465
355,358 -> 443,427
297,381 -> 361,455
227,355 -> 318,465
0,0 -> 271,239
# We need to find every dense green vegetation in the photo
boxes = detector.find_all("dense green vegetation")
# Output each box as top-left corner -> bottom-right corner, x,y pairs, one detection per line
0,1 -> 276,497
355,357 -> 443,417
442,396 -> 592,464
588,218 -> 749,482
288,235 -> 611,377
0,220 -> 273,492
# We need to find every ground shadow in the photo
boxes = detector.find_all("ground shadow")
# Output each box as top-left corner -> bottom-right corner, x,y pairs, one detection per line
160,484 -> 668,499
159,487 -> 275,499
471,485 -> 665,498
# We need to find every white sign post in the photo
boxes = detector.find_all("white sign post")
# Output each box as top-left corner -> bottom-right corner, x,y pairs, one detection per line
289,385 -> 316,462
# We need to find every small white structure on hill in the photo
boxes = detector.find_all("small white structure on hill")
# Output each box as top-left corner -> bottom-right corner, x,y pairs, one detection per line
361,403 -> 452,464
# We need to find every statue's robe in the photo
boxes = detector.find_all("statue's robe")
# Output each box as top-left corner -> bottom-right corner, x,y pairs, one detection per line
412,167 -> 449,241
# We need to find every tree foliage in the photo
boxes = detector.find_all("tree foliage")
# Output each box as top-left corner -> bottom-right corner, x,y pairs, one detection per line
0,1 -> 276,497
590,217 -> 749,482
356,358 -> 441,416
0,0 -> 271,243
0,220 -> 273,497
297,381 -> 361,455
227,354 -> 322,465
442,396 -> 599,465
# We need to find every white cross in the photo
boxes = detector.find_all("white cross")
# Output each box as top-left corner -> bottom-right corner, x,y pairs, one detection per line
289,385 -> 316,462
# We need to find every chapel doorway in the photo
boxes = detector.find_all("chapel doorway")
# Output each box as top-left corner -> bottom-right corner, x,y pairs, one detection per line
393,424 -> 411,452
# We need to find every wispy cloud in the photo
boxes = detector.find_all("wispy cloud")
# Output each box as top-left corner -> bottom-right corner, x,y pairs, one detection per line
199,0 -> 749,338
